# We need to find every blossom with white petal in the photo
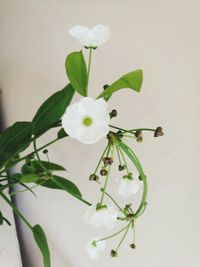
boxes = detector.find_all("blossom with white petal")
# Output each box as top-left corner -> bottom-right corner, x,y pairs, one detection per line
84,205 -> 118,229
118,178 -> 141,197
86,238 -> 106,260
68,25 -> 111,47
62,97 -> 110,144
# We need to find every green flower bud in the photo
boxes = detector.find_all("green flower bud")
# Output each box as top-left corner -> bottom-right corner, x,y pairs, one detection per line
118,164 -> 126,171
100,169 -> 108,176
110,250 -> 118,257
89,174 -> 99,182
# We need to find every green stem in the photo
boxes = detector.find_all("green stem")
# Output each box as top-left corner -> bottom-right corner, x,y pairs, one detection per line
116,222 -> 131,252
0,191 -> 32,229
109,125 -> 155,134
94,145 -> 109,175
104,191 -> 125,215
116,144 -> 129,175
96,224 -> 129,243
86,48 -> 92,96
134,176 -> 148,219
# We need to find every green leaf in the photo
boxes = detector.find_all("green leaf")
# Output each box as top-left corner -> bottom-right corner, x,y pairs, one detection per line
65,51 -> 88,96
0,122 -> 33,169
32,84 -> 75,137
32,224 -> 51,267
97,69 -> 143,99
19,173 -> 39,183
21,160 -> 66,175
36,175 -> 81,196
35,175 -> 91,205
0,211 -> 3,225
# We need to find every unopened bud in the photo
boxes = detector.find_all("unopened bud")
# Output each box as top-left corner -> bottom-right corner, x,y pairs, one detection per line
89,174 -> 99,182
118,164 -> 126,171
110,250 -> 118,257
103,84 -> 110,90
103,157 -> 113,165
100,169 -> 108,176
109,109 -> 117,119
130,243 -> 136,249
154,127 -> 164,137
43,149 -> 48,154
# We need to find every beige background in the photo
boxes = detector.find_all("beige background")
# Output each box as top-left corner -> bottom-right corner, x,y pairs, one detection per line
0,0 -> 200,266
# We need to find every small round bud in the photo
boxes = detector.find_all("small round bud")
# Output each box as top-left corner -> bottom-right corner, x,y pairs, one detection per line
43,149 -> 48,154
135,130 -> 142,138
89,174 -> 99,182
109,109 -> 117,119
130,243 -> 136,249
100,169 -> 108,176
103,84 -> 110,90
118,164 -> 126,171
103,157 -> 113,165
154,127 -> 164,137
136,136 -> 143,143
110,250 -> 118,257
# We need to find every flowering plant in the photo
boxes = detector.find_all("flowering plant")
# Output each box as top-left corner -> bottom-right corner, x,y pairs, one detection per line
0,25 -> 163,266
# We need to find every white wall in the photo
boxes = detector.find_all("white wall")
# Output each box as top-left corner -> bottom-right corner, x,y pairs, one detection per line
0,0 -> 200,266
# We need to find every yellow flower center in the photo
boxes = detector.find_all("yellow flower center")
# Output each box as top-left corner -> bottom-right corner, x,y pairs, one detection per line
82,116 -> 93,127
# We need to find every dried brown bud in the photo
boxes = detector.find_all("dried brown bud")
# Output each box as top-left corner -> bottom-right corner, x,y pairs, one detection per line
135,130 -> 142,138
100,169 -> 108,176
154,127 -> 164,137
103,157 -> 113,165
110,250 -> 118,257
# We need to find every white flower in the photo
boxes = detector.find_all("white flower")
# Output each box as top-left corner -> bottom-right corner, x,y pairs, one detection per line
84,205 -> 118,229
62,97 -> 110,144
68,25 -> 111,47
118,178 -> 141,197
86,238 -> 106,260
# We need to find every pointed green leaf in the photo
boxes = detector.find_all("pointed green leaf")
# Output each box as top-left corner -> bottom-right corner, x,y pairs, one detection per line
57,128 -> 68,139
32,224 -> 51,267
21,160 -> 66,175
65,51 -> 88,96
0,122 -> 33,169
32,84 -> 75,137
97,69 -> 143,99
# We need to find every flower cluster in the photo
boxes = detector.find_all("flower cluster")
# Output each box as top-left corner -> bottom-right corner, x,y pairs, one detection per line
62,25 -> 164,260
0,24 -> 163,267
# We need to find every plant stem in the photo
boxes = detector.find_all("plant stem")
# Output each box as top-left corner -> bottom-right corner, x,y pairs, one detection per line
86,48 -> 92,96
115,222 -> 131,252
0,191 -> 32,230
134,176 -> 148,219
96,224 -> 129,243
104,191 -> 125,214
109,125 -> 155,134
93,145 -> 109,175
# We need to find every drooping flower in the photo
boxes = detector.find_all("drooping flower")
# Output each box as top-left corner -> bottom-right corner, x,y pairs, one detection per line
84,205 -> 118,229
86,238 -> 106,260
118,177 -> 141,197
62,97 -> 110,144
68,25 -> 111,48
